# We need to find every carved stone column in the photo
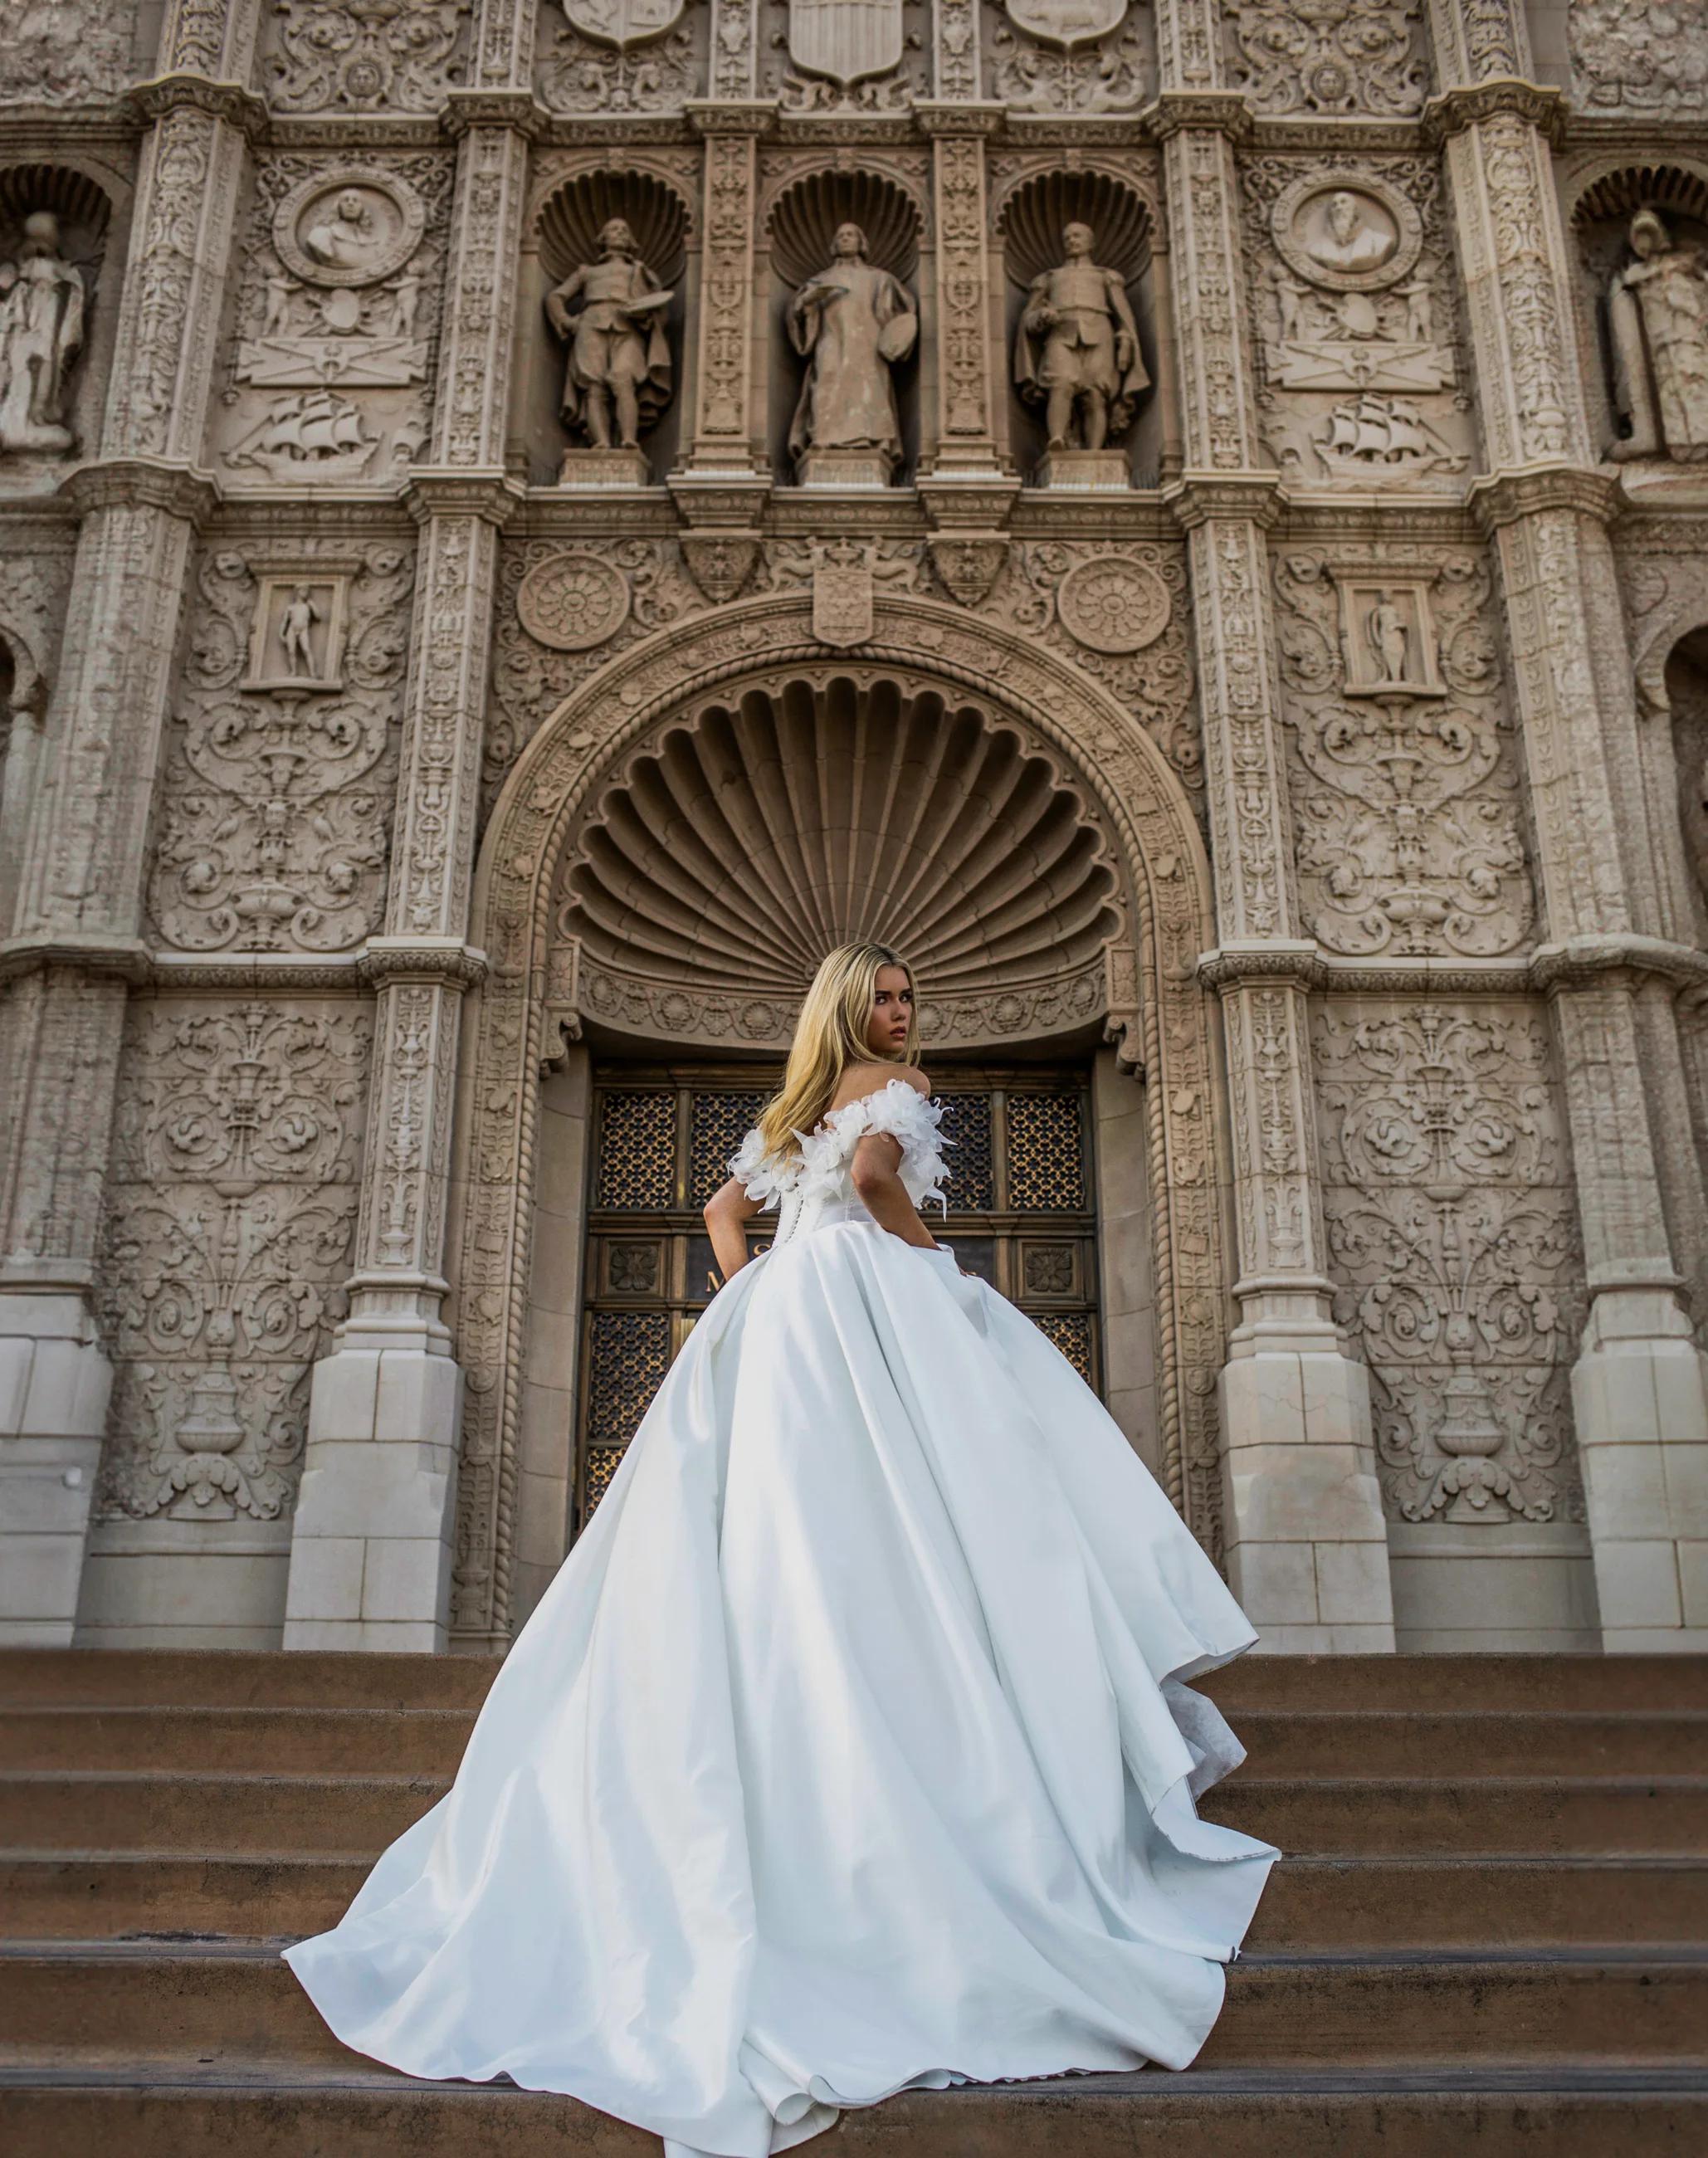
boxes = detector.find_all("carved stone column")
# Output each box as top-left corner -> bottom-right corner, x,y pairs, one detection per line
0,2 -> 262,1643
1154,56 -> 1390,1644
917,105 -> 1004,481
282,78 -> 532,1651
1430,4 -> 1708,1643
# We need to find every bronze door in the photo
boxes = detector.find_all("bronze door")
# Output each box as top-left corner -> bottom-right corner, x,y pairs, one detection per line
575,1064 -> 1100,1536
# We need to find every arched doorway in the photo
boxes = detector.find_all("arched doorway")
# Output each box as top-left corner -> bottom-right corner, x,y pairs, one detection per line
449,596 -> 1228,1648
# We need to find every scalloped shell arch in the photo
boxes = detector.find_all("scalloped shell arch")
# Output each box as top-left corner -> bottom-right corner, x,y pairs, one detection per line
554,674 -> 1122,1020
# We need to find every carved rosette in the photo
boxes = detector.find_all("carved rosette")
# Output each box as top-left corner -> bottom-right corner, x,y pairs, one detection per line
1314,1000 -> 1584,1525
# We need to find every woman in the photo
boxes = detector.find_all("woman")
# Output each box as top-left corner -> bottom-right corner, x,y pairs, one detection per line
283,940 -> 1280,2158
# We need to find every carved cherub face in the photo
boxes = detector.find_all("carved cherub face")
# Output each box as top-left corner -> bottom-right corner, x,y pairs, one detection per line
833,222 -> 866,261
598,218 -> 636,257
1062,222 -> 1094,260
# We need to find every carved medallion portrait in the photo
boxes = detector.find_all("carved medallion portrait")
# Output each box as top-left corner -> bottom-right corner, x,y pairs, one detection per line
517,552 -> 632,652
273,169 -> 427,290
1272,176 -> 1422,295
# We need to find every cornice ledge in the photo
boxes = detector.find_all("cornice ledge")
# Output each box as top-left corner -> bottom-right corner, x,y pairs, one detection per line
60,455 -> 222,522
441,87 -> 549,139
403,468 -> 526,528
1422,78 -> 1565,148
684,99 -> 780,137
1164,472 -> 1289,531
1148,92 -> 1255,147
1530,934 -> 1708,994
126,71 -> 270,139
916,471 -> 1023,531
0,933 -> 152,988
912,100 -> 1006,138
356,937 -> 490,990
668,471 -> 773,525
1466,464 -> 1622,532
1197,940 -> 1325,993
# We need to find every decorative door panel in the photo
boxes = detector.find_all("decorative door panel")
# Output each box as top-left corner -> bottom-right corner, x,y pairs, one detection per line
574,1064 -> 1100,1535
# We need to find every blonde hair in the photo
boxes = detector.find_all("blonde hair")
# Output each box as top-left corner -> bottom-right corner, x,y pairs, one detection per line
757,942 -> 920,1161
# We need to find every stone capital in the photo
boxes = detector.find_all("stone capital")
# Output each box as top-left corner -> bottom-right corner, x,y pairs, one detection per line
441,87 -> 548,139
913,99 -> 1005,138
0,934 -> 152,989
403,470 -> 525,530
1531,935 -> 1708,998
126,71 -> 269,139
916,472 -> 1022,533
1164,474 -> 1288,532
1466,466 -> 1624,535
1198,941 -> 1326,994
684,98 -> 778,136
356,938 -> 490,992
1148,91 -> 1255,147
60,456 -> 222,525
1422,79 -> 1564,148
669,474 -> 773,526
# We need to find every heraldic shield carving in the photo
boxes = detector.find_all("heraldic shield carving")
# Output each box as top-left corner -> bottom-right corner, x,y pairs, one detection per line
562,0 -> 686,48
788,0 -> 905,87
1003,0 -> 1128,45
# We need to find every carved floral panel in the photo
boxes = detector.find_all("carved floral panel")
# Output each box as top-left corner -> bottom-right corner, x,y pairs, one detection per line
1314,998 -> 1585,1526
0,0 -> 136,100
261,0 -> 472,113
212,154 -> 455,486
535,0 -> 708,113
1570,0 -> 1708,116
981,0 -> 1152,113
1272,548 -> 1533,958
1222,0 -> 1427,115
147,541 -> 416,954
95,998 -> 372,1524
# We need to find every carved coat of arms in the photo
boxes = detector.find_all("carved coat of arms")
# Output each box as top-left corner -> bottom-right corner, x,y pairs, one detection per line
787,0 -> 904,86
562,0 -> 685,48
1002,0 -> 1126,46
813,551 -> 875,647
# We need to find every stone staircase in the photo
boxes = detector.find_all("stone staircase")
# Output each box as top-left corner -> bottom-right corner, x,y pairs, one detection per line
1,1648 -> 1704,2155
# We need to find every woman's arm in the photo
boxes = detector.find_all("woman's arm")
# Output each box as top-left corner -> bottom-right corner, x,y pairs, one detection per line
850,1133 -> 942,1252
704,1175 -> 763,1282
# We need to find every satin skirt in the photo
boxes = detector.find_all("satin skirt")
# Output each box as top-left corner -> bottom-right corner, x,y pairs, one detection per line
282,1217 -> 1280,2158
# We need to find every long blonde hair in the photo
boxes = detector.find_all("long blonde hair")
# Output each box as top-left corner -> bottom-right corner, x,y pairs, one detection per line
757,941 -> 920,1161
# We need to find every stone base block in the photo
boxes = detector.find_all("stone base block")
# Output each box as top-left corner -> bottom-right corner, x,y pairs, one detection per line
555,446 -> 651,490
0,1291 -> 113,1646
794,447 -> 895,489
1035,449 -> 1130,492
283,1337 -> 463,1652
1570,1289 -> 1708,1650
1218,1326 -> 1395,1651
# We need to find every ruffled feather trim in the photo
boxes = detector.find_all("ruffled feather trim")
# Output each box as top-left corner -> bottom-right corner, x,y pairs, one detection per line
729,1125 -> 797,1214
728,1077 -> 954,1220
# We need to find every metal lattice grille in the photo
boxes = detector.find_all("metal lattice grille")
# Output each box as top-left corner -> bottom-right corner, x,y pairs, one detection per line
574,1064 -> 1100,1537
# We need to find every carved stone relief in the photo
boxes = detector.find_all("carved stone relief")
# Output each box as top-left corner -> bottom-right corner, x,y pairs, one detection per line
535,0 -> 706,116
983,0 -> 1150,112
1273,548 -> 1533,958
0,0 -> 136,102
1242,158 -> 1472,483
95,998 -> 371,1524
215,154 -> 453,483
1222,0 -> 1427,116
759,0 -> 929,110
261,1 -> 472,113
146,541 -> 415,954
1571,1 -> 1708,117
1314,999 -> 1584,1526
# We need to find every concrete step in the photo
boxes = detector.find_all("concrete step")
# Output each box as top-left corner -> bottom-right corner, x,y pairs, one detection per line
0,1649 -> 501,1713
8,1702 -> 1703,1779
2,2065 -> 1706,2158
7,1766 -> 1703,1860
2,1941 -> 1703,2074
1203,1653 -> 1708,1716
7,1850 -> 1707,1954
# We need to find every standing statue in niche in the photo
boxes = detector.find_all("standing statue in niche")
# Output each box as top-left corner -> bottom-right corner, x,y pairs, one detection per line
0,211 -> 85,456
787,223 -> 918,484
545,217 -> 673,453
1014,222 -> 1148,455
1608,209 -> 1708,463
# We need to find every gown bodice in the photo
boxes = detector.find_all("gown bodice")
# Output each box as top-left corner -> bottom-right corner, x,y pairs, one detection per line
729,1076 -> 952,1248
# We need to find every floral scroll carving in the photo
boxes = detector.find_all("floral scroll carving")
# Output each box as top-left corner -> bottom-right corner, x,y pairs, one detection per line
147,544 -> 415,954
1222,0 -> 1427,117
1571,2 -> 1708,118
1314,1002 -> 1584,1526
261,1 -> 472,114
96,1000 -> 371,1524
1273,549 -> 1532,958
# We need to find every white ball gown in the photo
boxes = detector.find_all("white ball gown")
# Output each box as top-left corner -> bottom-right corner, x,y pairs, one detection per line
283,1077 -> 1281,2158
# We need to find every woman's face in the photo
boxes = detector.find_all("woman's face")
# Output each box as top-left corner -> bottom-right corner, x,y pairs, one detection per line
865,965 -> 914,1058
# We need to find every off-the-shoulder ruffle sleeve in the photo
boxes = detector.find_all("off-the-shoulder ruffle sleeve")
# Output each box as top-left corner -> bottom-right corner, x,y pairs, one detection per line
804,1077 -> 952,1215
728,1125 -> 795,1214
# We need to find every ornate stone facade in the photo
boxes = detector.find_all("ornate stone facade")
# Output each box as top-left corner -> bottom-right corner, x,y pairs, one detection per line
2,0 -> 1706,1656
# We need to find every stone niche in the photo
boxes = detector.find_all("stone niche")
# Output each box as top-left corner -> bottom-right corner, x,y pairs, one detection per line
518,162 -> 693,490
1572,162 -> 1708,471
994,165 -> 1162,491
762,166 -> 925,491
0,162 -> 118,491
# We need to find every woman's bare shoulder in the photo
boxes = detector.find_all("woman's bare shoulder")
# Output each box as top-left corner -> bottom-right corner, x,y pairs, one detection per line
827,1062 -> 931,1113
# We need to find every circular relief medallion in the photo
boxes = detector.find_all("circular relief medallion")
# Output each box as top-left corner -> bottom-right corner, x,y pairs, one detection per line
273,168 -> 427,289
1271,174 -> 1422,295
1057,558 -> 1171,655
517,552 -> 632,652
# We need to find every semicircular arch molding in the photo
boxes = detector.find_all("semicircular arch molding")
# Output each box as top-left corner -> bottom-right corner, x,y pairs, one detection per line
452,593 -> 1227,1644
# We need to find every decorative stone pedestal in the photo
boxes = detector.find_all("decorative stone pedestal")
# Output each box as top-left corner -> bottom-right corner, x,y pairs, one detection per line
1572,1284 -> 1708,1648
1218,1298 -> 1396,1653
796,447 -> 894,489
1035,449 -> 1130,492
0,1285 -> 113,1645
556,447 -> 651,490
282,1306 -> 464,1652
